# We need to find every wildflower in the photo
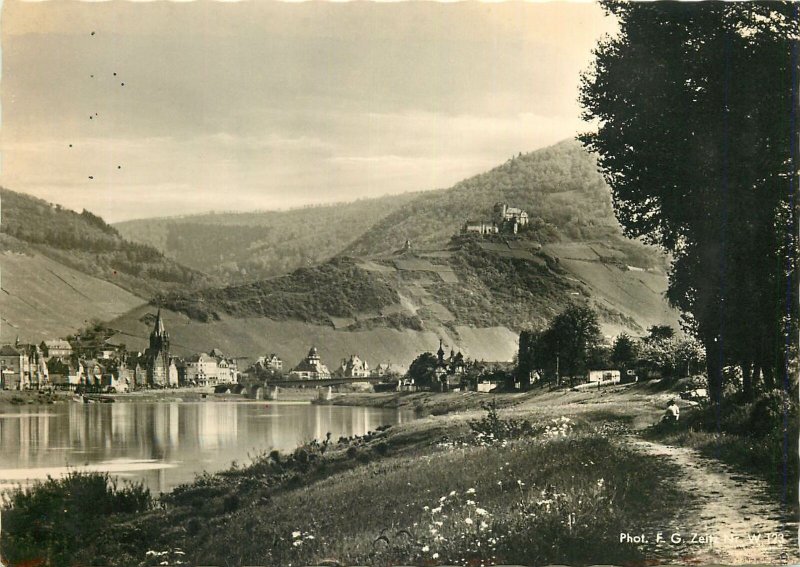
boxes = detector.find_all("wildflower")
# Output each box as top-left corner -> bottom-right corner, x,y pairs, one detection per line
439,496 -> 447,502
466,499 -> 476,506
517,480 -> 525,487
292,531 -> 302,538
293,541 -> 302,547
475,508 -> 488,516
432,506 -> 443,514
480,521 -> 489,530
465,488 -> 476,494
433,553 -> 440,559
423,505 -> 430,511
305,535 -> 315,540
464,517 -> 474,525
434,521 -> 443,526
449,490 -> 457,496
422,545 -> 430,552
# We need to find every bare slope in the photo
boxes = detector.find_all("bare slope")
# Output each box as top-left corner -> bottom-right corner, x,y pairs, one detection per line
0,245 -> 146,343
108,305 -> 518,368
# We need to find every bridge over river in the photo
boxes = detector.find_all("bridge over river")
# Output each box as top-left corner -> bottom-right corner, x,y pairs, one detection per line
243,376 -> 400,399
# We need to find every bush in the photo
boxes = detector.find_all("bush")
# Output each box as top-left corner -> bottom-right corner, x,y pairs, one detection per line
1,472 -> 152,567
468,398 -> 533,442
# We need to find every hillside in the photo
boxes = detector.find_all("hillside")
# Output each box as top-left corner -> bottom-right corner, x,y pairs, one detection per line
119,139 -> 680,366
0,188 -> 212,299
114,193 -> 422,282
0,236 -> 147,343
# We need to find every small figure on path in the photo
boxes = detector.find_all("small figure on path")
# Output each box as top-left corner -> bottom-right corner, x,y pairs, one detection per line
663,399 -> 680,423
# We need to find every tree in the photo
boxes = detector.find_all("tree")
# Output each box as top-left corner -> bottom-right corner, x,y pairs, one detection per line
537,304 -> 604,385
611,333 -> 638,372
407,352 -> 438,390
580,2 -> 799,402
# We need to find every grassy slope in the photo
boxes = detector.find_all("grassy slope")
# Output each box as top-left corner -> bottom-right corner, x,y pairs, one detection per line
44,387 -> 691,567
0,244 -> 146,343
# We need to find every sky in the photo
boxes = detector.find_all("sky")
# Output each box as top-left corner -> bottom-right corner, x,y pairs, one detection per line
0,1 -> 616,223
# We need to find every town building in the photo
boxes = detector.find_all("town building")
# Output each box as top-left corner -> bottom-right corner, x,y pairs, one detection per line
185,353 -> 218,386
47,358 -> 84,390
434,339 -> 466,391
40,339 -> 73,359
289,346 -> 331,380
374,362 -> 407,377
0,345 -> 27,390
338,354 -> 370,378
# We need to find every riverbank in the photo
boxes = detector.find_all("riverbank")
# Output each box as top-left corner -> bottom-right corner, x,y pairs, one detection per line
0,386 -> 319,410
3,381 -> 796,566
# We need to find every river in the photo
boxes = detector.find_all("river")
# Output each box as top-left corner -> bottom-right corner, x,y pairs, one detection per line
0,400 -> 413,495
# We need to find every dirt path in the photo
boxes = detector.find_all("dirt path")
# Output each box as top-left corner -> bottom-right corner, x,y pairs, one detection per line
630,437 -> 798,564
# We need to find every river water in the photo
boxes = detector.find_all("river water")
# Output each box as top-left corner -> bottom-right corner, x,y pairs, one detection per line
0,401 -> 413,495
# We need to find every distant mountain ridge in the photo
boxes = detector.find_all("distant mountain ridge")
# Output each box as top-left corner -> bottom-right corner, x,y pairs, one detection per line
115,193 -> 423,282
116,140 -> 666,283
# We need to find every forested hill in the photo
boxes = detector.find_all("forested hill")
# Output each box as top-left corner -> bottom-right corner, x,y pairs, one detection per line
115,192 -> 422,283
116,140 -> 666,283
0,188 -> 211,298
346,139 -> 623,256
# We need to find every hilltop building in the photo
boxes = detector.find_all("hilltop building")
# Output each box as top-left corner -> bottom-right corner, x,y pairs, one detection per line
144,309 -> 171,387
462,203 -> 529,236
289,346 -> 331,380
462,221 -> 499,235
493,202 -> 529,233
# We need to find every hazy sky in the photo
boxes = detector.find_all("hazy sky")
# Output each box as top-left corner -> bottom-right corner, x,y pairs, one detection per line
1,1 -> 615,222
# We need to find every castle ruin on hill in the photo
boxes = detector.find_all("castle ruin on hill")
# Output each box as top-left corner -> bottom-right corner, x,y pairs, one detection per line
462,202 -> 530,236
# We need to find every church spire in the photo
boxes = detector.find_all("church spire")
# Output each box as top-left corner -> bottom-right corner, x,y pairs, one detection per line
153,307 -> 165,336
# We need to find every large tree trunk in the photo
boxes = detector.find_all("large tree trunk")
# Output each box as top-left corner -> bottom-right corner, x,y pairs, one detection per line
706,338 -> 724,403
741,360 -> 753,401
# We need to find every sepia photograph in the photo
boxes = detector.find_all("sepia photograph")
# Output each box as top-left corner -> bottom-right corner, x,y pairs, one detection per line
0,1 -> 797,566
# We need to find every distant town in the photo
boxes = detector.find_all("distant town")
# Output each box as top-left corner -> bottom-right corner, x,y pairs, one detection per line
0,303 -> 520,395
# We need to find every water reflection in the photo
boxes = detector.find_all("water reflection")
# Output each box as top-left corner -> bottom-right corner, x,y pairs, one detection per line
0,401 -> 412,494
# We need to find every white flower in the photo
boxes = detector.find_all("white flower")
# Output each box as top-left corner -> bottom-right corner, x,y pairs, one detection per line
305,535 -> 315,540
465,488 -> 476,494
422,545 -> 430,552
480,521 -> 489,530
466,499 -> 476,506
292,531 -> 302,538
475,508 -> 488,516
433,553 -> 440,559
517,480 -> 525,486
293,541 -> 302,547
464,517 -> 473,525
439,496 -> 447,502
432,506 -> 443,514
449,490 -> 457,496
434,521 -> 443,526
423,505 -> 430,511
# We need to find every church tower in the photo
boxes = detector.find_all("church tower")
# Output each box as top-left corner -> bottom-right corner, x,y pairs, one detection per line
146,308 -> 171,387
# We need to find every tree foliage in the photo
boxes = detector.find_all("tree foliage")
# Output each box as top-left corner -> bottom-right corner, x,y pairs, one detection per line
407,352 -> 439,389
580,2 -> 799,401
521,304 -> 605,384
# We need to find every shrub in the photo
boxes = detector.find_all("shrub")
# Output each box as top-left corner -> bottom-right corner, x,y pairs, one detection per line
468,398 -> 533,442
1,472 -> 152,567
